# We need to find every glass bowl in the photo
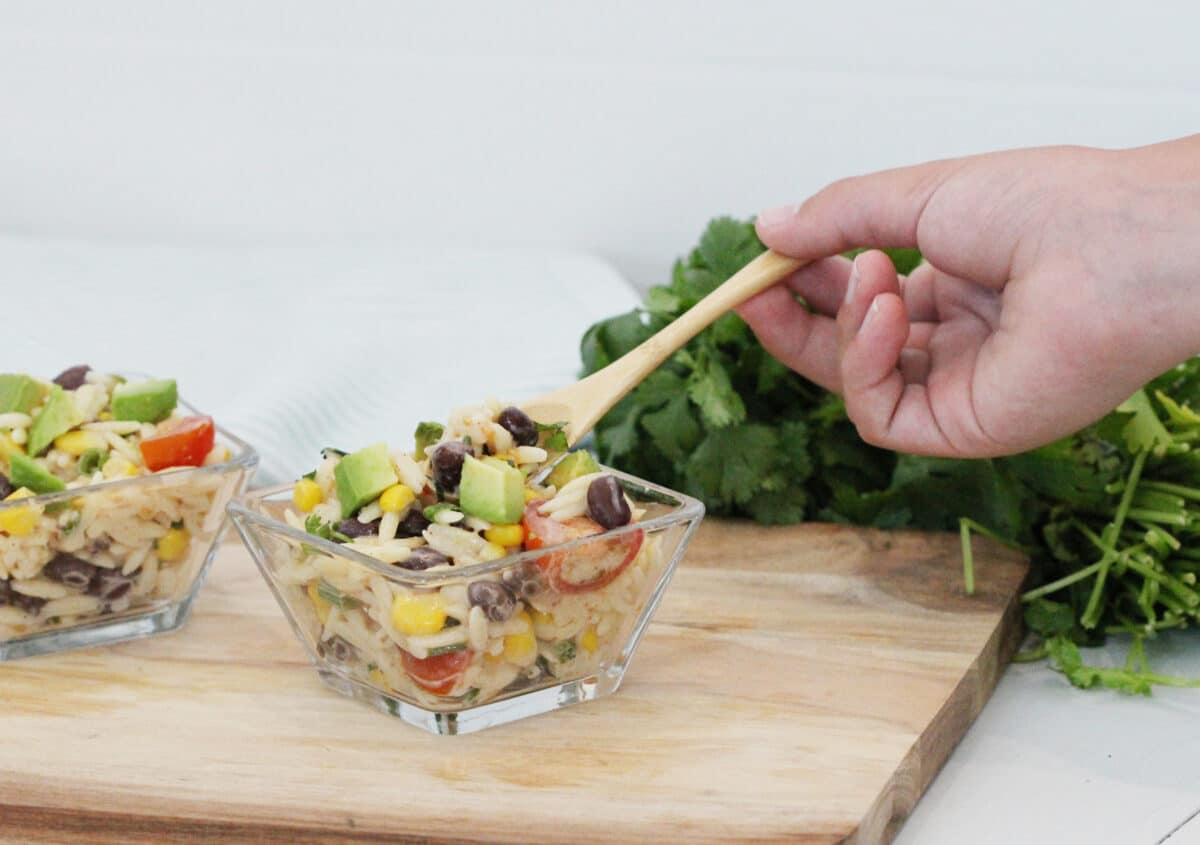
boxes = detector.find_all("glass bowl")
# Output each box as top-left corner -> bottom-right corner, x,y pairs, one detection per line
0,403 -> 257,660
228,467 -> 704,735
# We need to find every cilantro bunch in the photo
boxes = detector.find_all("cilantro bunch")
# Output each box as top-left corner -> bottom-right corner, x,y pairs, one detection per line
582,217 -> 1200,693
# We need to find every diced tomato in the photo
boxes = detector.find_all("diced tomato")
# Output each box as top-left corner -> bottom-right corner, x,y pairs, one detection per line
522,502 -> 643,594
401,648 -> 472,695
139,415 -> 216,471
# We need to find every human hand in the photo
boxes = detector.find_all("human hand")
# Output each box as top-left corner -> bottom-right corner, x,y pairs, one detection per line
737,136 -> 1200,458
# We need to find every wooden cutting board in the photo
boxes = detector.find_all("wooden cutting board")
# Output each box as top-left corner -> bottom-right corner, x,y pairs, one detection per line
0,521 -> 1027,845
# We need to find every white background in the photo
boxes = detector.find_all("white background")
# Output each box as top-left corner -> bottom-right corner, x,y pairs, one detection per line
4,1 -> 1199,286
5,3 -> 1200,844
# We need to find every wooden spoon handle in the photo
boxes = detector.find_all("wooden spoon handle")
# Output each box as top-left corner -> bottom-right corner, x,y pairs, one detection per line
567,249 -> 804,438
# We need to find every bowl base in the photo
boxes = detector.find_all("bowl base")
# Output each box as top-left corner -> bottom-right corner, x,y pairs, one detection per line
0,599 -> 195,661
317,668 -> 623,735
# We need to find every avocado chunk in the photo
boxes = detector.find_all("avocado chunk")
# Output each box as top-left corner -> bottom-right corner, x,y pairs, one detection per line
8,453 -> 66,494
26,386 -> 83,457
334,444 -> 399,518
111,378 -> 178,423
460,455 -> 525,524
546,450 -> 601,490
413,421 -> 445,456
0,374 -> 41,415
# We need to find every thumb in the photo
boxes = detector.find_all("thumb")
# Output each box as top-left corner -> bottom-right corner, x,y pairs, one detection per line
756,158 -> 958,259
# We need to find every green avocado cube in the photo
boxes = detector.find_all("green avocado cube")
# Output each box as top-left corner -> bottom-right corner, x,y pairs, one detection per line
460,456 -> 525,525
8,452 -> 66,494
111,378 -> 178,423
26,386 -> 83,457
334,444 -> 399,518
545,450 -> 601,490
0,374 -> 41,415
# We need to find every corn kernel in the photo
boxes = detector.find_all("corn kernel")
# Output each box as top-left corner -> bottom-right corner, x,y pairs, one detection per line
368,667 -> 388,688
531,609 -> 555,628
52,430 -> 106,457
503,629 -> 538,665
484,523 -> 525,547
378,483 -> 415,514
0,488 -> 39,536
481,541 -> 507,561
524,488 -> 540,503
391,592 -> 447,636
156,527 -> 191,563
292,478 -> 324,512
124,462 -> 140,477
580,627 -> 599,654
0,431 -> 24,457
307,581 -> 331,625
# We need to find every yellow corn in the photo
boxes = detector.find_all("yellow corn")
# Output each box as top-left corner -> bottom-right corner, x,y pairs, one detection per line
481,541 -> 507,561
531,609 -> 555,628
580,627 -> 599,654
0,488 -> 38,536
124,462 -> 140,477
368,667 -> 388,688
0,431 -> 24,457
391,592 -> 447,636
307,581 -> 331,625
484,523 -> 524,547
524,488 -> 540,503
378,483 -> 415,514
52,430 -> 106,456
292,478 -> 324,512
503,611 -> 537,665
156,527 -> 191,563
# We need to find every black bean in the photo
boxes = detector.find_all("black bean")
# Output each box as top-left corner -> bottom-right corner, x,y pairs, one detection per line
586,475 -> 632,529
0,472 -> 13,501
396,509 -> 431,538
397,546 -> 449,571
497,406 -> 538,447
500,561 -> 543,599
90,569 -> 135,602
335,518 -> 380,540
0,579 -> 46,615
467,580 -> 516,622
52,364 -> 92,390
42,553 -> 99,590
431,441 -> 472,492
317,635 -> 356,663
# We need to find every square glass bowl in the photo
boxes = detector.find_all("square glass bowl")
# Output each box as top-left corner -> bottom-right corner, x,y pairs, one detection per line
228,468 -> 704,734
0,410 -> 257,660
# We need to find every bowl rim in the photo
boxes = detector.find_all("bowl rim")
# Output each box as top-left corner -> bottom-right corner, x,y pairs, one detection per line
228,464 -> 705,586
0,388 -> 258,511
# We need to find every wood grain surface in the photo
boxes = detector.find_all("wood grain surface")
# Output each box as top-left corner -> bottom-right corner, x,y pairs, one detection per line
0,521 -> 1027,844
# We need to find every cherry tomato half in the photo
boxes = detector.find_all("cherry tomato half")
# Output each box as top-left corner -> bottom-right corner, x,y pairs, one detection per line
139,415 -> 216,471
522,501 -> 643,594
401,648 -> 472,695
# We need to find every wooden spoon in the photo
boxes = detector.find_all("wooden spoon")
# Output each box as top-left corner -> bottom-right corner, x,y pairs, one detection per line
521,249 -> 804,445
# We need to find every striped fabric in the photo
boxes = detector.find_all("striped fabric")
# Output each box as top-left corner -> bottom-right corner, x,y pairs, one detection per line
4,237 -> 640,484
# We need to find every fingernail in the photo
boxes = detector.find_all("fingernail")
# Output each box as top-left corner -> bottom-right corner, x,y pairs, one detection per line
756,203 -> 798,227
845,256 -> 860,306
860,296 -> 881,333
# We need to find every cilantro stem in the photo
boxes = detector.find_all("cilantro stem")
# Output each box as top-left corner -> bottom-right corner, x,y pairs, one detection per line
1141,479 -> 1200,501
960,518 -> 974,596
1125,507 -> 1189,527
1080,450 -> 1148,628
1022,560 -> 1106,602
1123,556 -> 1200,607
1013,643 -> 1050,662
